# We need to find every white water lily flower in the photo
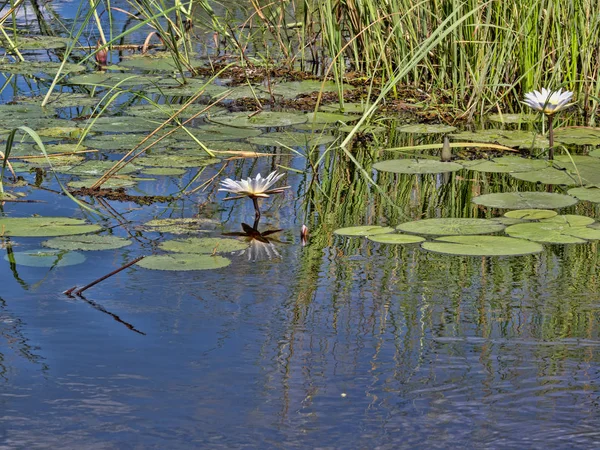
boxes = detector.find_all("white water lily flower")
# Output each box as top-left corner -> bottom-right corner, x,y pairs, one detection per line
219,171 -> 290,200
523,88 -> 573,115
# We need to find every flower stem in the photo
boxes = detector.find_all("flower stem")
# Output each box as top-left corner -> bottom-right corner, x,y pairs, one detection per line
252,196 -> 261,220
548,114 -> 554,160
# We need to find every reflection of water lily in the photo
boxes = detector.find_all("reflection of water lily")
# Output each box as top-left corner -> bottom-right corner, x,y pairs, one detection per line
523,88 -> 573,115
523,87 -> 574,160
223,222 -> 284,262
219,171 -> 290,219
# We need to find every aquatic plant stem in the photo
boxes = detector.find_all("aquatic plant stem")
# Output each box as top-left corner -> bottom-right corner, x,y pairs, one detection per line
548,114 -> 554,160
252,197 -> 261,220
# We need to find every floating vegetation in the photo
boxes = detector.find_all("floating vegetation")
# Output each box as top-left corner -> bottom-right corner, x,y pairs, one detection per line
422,236 -> 543,256
373,159 -> 462,174
487,113 -> 537,123
263,80 -> 354,99
136,253 -> 231,271
136,155 -> 220,168
304,111 -> 360,124
142,218 -> 220,234
5,249 -> 86,267
504,215 -> 600,244
186,124 -> 262,141
119,54 -> 205,72
460,156 -> 548,173
54,160 -> 139,176
450,129 -> 549,149
79,116 -> 164,133
367,233 -> 425,244
510,167 -> 581,185
333,225 -> 395,237
42,235 -> 132,251
0,35 -> 69,50
504,209 -> 558,220
397,124 -> 457,134
142,167 -> 187,176
247,131 -> 336,147
397,218 -> 505,236
472,192 -> 578,209
567,187 -> 600,203
0,217 -> 101,237
159,237 -> 248,254
0,61 -> 85,76
209,111 -> 308,128
554,127 -> 600,145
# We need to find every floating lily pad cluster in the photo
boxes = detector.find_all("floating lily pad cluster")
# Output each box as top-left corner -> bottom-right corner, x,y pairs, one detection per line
136,237 -> 248,271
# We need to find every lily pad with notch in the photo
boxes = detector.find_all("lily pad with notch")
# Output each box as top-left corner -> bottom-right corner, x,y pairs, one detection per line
333,226 -> 395,237
504,217 -> 600,244
5,249 -> 86,267
136,253 -> 231,271
397,218 -> 505,236
373,158 -> 462,174
42,235 -> 132,251
472,192 -> 578,209
422,236 -> 543,256
0,217 -> 101,237
504,209 -> 558,220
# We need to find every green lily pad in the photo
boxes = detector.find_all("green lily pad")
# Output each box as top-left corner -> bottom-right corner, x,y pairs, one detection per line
304,111 -> 360,124
159,237 -> 248,254
119,54 -> 204,72
397,218 -> 505,236
0,104 -> 52,119
450,129 -> 548,149
54,160 -> 138,176
397,124 -> 457,134
5,249 -> 86,267
0,217 -> 101,237
259,80 -> 354,99
554,127 -> 600,145
42,234 -> 132,251
143,218 -> 219,234
0,61 -> 85,76
79,116 -> 164,133
18,93 -> 101,108
36,126 -> 84,139
67,176 -> 145,189
147,78 -> 228,97
320,102 -> 368,113
142,167 -> 186,176
186,124 -> 262,141
460,156 -> 548,173
367,233 -> 425,244
567,187 -> 600,203
137,155 -> 219,168
1,35 -> 69,50
125,103 -> 226,120
373,159 -> 462,174
487,113 -> 537,124
542,214 -> 595,227
472,192 -> 578,209
553,156 -> 600,185
504,222 -> 587,244
68,72 -> 178,88
504,209 -> 558,220
209,111 -> 308,128
422,236 -> 543,256
510,167 -> 581,185
84,133 -> 171,151
247,131 -> 336,147
136,253 -> 230,271
333,225 -> 395,237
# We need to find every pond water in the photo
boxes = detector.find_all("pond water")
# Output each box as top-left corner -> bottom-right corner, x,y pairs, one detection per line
1,1 -> 600,449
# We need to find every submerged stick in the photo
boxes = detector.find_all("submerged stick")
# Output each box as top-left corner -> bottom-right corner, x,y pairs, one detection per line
64,255 -> 145,296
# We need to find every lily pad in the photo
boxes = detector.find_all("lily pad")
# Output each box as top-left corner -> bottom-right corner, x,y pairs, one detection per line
68,72 -> 178,88
0,61 -> 85,76
367,233 -> 425,244
142,167 -> 186,176
18,93 -> 101,108
554,127 -> 600,145
450,129 -> 548,149
259,80 -> 354,99
472,192 -> 578,209
320,102 -> 368,113
119,54 -> 205,72
159,237 -> 248,254
209,111 -> 307,128
542,214 -> 595,227
84,133 -> 171,151
460,156 -> 548,173
42,235 -> 132,251
187,124 -> 262,141
143,218 -> 219,234
567,187 -> 600,203
137,155 -> 220,168
147,78 -> 228,97
504,209 -> 558,220
487,113 -> 537,124
373,159 -> 462,174
54,160 -> 139,176
247,131 -> 336,147
0,217 -> 101,237
136,253 -> 230,271
5,249 -> 86,267
397,218 -> 505,236
79,116 -> 164,133
333,225 -> 395,237
67,176 -> 144,189
304,111 -> 360,124
126,103 -> 227,120
553,156 -> 600,185
422,236 -> 543,256
1,35 -> 69,50
510,167 -> 581,185
397,124 -> 457,134
504,222 -> 588,244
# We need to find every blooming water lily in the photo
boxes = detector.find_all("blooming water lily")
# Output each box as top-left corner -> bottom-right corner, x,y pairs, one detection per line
523,87 -> 574,159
